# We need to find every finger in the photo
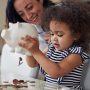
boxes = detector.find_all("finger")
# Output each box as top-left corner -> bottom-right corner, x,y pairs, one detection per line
21,35 -> 31,41
25,35 -> 37,41
21,35 -> 35,42
19,40 -> 33,50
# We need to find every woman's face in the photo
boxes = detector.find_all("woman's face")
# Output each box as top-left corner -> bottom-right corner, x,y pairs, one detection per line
14,0 -> 43,25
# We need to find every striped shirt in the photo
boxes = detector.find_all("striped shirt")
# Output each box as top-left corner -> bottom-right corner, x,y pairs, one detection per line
40,44 -> 90,90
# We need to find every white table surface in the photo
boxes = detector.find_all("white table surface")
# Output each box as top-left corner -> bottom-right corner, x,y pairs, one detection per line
0,77 -> 74,90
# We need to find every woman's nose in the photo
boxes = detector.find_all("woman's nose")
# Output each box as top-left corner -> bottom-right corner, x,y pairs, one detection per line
25,11 -> 32,20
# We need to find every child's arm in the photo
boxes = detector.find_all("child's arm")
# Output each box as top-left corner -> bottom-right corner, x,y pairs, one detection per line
26,47 -> 48,68
32,50 -> 82,78
19,35 -> 82,78
26,55 -> 38,67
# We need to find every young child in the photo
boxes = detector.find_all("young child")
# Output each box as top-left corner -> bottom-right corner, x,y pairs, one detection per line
19,1 -> 90,89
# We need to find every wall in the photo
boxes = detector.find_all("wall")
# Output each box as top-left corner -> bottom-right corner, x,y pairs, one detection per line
0,0 -> 7,30
0,0 -> 7,53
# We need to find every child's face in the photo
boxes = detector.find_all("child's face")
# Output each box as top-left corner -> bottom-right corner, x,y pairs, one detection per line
50,20 -> 76,50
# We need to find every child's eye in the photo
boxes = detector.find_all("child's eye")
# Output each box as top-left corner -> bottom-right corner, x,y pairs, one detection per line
50,33 -> 54,36
57,33 -> 63,37
50,32 -> 54,36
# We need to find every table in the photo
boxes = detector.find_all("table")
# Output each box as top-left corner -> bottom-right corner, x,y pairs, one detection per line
0,77 -> 74,90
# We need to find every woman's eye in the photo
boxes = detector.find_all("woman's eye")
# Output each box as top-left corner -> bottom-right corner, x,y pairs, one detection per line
18,12 -> 24,17
27,5 -> 33,10
20,13 -> 24,17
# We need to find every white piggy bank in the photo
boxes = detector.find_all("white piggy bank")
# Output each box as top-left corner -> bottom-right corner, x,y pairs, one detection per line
1,22 -> 38,55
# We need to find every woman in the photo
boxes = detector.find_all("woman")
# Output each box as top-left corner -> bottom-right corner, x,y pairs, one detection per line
6,0 -> 55,50
1,0 -> 55,84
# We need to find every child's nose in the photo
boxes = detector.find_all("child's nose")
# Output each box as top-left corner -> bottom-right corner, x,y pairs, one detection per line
53,35 -> 58,40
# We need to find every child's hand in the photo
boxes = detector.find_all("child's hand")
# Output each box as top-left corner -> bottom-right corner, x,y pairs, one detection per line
19,35 -> 39,54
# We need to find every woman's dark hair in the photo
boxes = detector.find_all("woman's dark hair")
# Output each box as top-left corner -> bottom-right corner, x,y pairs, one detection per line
6,0 -> 55,25
43,0 -> 90,52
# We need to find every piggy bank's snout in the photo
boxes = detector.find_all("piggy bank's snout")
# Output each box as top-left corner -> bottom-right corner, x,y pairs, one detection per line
1,29 -> 9,40
1,30 -> 6,38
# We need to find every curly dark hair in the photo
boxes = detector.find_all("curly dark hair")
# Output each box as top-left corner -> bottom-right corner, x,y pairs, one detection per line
42,0 -> 90,52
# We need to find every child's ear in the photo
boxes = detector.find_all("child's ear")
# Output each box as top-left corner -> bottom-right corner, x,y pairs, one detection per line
40,0 -> 43,4
74,33 -> 81,41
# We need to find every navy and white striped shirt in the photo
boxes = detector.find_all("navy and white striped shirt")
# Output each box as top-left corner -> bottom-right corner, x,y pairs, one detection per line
40,44 -> 90,90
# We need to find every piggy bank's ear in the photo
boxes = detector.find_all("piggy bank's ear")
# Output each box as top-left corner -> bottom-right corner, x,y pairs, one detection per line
17,22 -> 22,28
9,23 -> 13,27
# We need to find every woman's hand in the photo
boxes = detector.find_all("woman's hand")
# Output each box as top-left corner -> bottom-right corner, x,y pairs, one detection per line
19,35 -> 39,54
44,32 -> 50,44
